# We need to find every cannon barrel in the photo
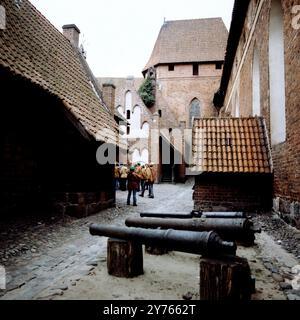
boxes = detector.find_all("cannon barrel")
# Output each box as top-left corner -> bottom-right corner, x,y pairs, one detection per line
89,224 -> 236,256
140,212 -> 195,219
125,217 -> 261,242
140,211 -> 247,219
201,212 -> 247,219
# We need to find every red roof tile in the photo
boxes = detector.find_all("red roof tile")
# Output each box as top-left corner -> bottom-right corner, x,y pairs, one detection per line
191,117 -> 273,174
0,0 -> 118,143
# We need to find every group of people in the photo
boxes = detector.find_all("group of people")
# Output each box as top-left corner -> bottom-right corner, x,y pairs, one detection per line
114,162 -> 157,206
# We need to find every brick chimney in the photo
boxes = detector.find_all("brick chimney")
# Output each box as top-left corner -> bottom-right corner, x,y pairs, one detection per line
62,24 -> 80,47
102,83 -> 116,114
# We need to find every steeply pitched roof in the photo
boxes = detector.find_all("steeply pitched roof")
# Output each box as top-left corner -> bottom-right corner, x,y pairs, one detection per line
191,117 -> 272,174
143,18 -> 228,72
0,0 -> 117,143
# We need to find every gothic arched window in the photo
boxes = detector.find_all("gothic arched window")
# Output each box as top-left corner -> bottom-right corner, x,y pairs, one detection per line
189,98 -> 201,127
125,91 -> 132,111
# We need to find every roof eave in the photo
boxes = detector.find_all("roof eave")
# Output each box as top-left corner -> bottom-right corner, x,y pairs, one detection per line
214,0 -> 251,109
143,60 -> 225,74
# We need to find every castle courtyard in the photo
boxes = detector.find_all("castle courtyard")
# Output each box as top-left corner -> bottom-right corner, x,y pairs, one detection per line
0,182 -> 299,300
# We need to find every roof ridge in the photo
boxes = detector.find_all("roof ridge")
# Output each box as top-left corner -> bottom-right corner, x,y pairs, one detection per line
97,77 -> 144,80
165,17 -> 224,23
194,116 -> 264,120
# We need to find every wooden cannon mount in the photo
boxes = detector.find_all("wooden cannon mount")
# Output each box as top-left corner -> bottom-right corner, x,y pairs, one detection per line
89,224 -> 255,300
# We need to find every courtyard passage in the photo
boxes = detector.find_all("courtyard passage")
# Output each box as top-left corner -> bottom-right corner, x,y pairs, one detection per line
0,181 -> 300,300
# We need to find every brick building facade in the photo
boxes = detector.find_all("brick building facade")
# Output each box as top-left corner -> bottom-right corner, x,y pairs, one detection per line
0,0 -> 118,218
142,18 -> 228,182
213,0 -> 300,227
98,77 -> 153,165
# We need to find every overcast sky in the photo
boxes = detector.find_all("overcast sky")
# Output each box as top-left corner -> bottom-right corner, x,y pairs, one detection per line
29,0 -> 234,78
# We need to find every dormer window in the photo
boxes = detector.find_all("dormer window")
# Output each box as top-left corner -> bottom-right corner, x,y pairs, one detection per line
193,63 -> 199,76
168,64 -> 174,71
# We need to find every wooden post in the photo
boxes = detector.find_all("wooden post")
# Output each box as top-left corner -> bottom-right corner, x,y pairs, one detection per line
200,256 -> 253,300
107,238 -> 143,278
145,245 -> 169,255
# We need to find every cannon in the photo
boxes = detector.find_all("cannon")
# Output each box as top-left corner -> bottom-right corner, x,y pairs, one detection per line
201,212 -> 247,219
125,217 -> 261,245
89,224 -> 236,256
140,211 -> 201,219
140,211 -> 248,219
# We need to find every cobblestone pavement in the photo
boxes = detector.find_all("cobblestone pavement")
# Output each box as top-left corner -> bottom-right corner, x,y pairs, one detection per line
0,181 -> 194,300
253,213 -> 300,258
0,180 -> 300,300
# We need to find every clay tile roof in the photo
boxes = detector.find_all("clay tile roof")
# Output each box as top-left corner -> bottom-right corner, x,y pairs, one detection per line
143,18 -> 228,72
0,0 -> 118,143
191,117 -> 273,174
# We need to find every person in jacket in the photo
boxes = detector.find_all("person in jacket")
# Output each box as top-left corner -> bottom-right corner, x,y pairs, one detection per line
139,165 -> 147,197
135,162 -> 142,191
127,166 -> 141,206
148,163 -> 156,198
119,163 -> 128,191
114,163 -> 120,190
140,163 -> 156,198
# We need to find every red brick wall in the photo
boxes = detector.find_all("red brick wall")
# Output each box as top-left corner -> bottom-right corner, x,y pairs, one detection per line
155,63 -> 221,129
220,0 -> 300,227
193,173 -> 273,212
272,0 -> 300,228
52,191 -> 114,218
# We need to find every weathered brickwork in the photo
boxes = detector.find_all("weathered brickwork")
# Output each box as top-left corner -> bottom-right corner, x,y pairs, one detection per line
220,0 -> 300,227
99,77 -> 145,113
98,77 -> 153,165
52,191 -> 114,218
154,63 -> 221,129
193,173 -> 273,212
142,62 -> 224,182
142,18 -> 228,182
